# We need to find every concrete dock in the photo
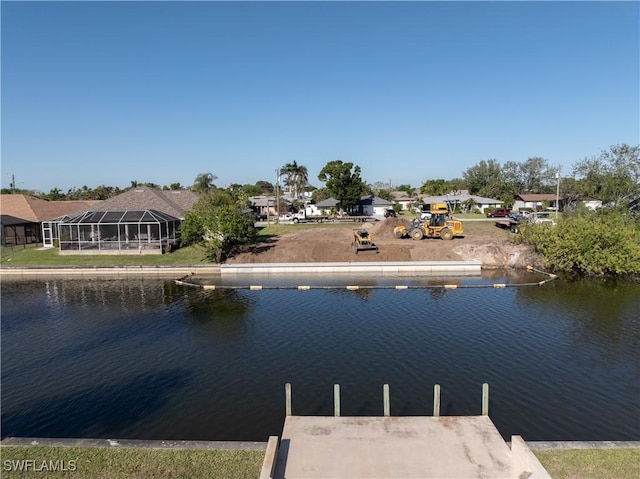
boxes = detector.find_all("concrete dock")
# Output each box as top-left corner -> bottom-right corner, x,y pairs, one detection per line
263,415 -> 551,479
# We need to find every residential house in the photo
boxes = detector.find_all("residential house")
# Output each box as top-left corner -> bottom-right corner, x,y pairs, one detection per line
0,194 -> 99,246
55,187 -> 199,255
513,194 -> 565,212
249,195 -> 292,218
420,194 -> 502,214
390,190 -> 419,211
313,195 -> 394,218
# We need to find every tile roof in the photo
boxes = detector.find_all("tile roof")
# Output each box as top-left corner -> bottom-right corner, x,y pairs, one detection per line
0,195 -> 100,222
516,194 -> 563,202
92,187 -> 199,218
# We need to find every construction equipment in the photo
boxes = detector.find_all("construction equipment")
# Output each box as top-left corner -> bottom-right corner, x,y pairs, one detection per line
352,229 -> 379,254
394,204 -> 463,240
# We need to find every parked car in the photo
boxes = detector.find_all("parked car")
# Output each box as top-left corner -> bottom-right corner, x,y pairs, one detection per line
486,208 -> 511,218
384,209 -> 397,218
528,212 -> 556,225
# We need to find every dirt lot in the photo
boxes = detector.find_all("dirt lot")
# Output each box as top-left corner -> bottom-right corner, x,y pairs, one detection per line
227,218 -> 543,269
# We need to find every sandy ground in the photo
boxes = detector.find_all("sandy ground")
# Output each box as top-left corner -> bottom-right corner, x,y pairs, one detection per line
226,218 -> 542,268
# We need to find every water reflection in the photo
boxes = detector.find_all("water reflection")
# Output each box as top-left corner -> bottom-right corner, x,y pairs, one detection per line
1,370 -> 191,439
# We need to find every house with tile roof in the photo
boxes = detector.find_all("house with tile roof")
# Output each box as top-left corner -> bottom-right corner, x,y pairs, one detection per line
54,187 -> 200,254
91,187 -> 199,219
0,194 -> 99,246
513,194 -> 566,212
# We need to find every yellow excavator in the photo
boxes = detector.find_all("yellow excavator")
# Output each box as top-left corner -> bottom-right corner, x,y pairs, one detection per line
394,204 -> 464,240
352,229 -> 379,254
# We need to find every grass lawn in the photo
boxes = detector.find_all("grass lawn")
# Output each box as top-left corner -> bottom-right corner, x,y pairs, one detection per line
0,446 -> 264,479
1,446 -> 637,479
0,243 -> 211,267
535,448 -> 640,479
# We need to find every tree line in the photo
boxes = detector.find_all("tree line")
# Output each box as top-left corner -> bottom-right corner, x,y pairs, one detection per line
6,144 -> 636,212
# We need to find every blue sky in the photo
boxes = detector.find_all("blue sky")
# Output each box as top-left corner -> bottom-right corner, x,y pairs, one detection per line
2,1 -> 639,193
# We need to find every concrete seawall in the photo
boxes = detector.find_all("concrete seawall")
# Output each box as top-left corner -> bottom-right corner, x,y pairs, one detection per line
2,436 -> 637,451
220,260 -> 482,274
0,260 -> 482,277
0,265 -> 221,277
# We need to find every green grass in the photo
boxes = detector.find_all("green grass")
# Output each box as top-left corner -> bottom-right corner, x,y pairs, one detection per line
0,243 -> 211,267
0,446 -> 264,479
1,446 -> 637,479
535,448 -> 640,479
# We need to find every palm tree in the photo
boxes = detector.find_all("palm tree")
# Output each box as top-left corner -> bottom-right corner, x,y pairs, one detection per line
280,161 -> 308,200
193,172 -> 218,194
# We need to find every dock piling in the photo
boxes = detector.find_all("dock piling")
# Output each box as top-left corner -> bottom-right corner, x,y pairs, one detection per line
285,383 -> 292,416
433,384 -> 441,417
482,383 -> 489,416
383,384 -> 390,416
334,384 -> 341,417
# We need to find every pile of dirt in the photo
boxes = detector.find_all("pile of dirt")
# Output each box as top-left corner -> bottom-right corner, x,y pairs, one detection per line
373,217 -> 412,240
225,218 -> 543,268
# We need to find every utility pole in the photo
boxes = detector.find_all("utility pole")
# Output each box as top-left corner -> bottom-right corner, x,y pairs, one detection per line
10,174 -> 15,193
275,168 -> 280,222
555,167 -> 561,223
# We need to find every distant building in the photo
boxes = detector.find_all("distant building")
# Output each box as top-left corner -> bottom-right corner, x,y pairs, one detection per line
420,194 -> 502,214
313,195 -> 394,218
513,194 -> 566,212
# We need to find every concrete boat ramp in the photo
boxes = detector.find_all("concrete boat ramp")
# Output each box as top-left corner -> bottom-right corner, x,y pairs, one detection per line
262,415 -> 550,479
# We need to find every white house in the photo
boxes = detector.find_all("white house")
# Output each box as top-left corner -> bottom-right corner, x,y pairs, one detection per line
312,195 -> 393,218
390,190 -> 419,211
420,194 -> 502,214
513,194 -> 565,212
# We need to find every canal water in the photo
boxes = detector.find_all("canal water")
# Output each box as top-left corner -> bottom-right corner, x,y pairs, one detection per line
1,270 -> 638,442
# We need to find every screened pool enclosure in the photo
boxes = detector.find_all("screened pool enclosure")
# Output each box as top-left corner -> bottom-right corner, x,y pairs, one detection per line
58,210 -> 180,254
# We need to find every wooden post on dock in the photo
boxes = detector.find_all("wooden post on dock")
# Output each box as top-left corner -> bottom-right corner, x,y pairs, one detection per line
482,383 -> 489,416
433,384 -> 441,417
383,384 -> 390,417
285,383 -> 292,416
334,384 -> 340,417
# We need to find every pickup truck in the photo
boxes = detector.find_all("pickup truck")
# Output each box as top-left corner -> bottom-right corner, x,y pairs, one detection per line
278,212 -> 329,224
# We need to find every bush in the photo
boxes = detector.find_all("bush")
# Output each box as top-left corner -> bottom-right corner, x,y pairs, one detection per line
522,211 -> 640,275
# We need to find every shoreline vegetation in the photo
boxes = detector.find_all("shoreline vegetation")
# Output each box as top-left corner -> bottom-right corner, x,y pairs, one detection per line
0,445 -> 638,479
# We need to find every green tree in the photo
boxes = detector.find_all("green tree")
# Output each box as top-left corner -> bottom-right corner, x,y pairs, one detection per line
45,188 -> 66,201
572,144 -> 639,209
241,184 -> 262,196
317,160 -> 367,208
375,188 -> 394,201
311,187 -> 331,204
181,190 -> 256,263
281,161 -> 309,199
420,179 -> 451,196
255,181 -> 274,194
192,172 -> 218,194
396,184 -> 414,196
462,159 -> 504,198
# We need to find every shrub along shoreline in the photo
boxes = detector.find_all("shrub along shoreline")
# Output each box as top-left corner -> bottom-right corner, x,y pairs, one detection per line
520,210 -> 640,277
